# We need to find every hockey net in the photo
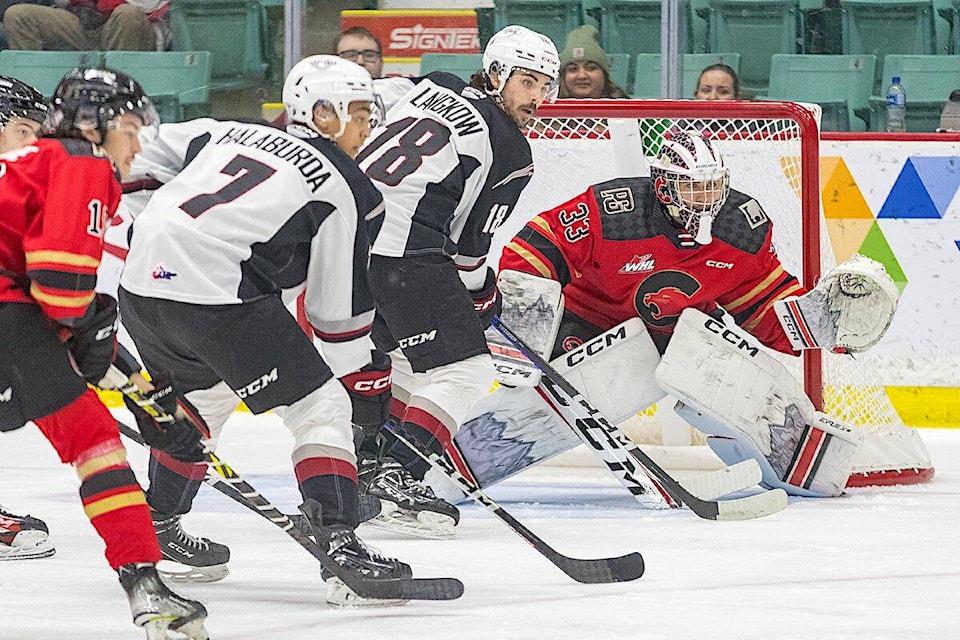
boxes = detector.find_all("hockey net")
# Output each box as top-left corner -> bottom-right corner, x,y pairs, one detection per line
507,99 -> 933,487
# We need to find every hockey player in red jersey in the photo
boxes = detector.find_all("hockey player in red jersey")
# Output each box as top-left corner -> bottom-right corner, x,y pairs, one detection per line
355,25 -> 561,539
500,131 -> 899,498
0,69 -> 209,639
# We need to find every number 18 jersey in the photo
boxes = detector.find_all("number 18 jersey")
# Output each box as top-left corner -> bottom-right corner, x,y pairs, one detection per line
357,72 -> 533,278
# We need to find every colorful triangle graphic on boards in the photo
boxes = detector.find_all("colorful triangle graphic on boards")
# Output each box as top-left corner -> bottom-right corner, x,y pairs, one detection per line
878,158 -> 948,219
820,157 -> 872,220
909,157 -> 960,217
859,222 -> 907,293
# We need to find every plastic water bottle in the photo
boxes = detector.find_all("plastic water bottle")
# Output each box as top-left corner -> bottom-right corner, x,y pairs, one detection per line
885,77 -> 906,133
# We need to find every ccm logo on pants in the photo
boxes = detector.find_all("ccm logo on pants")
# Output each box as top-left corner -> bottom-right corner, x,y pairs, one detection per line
237,368 -> 279,398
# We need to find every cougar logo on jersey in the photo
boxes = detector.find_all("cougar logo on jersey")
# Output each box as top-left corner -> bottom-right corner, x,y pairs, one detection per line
634,271 -> 700,327
398,329 -> 437,348
619,254 -> 655,274
561,335 -> 584,352
600,187 -> 635,215
0,387 -> 11,403
704,318 -> 759,356
236,368 -> 279,398
739,199 -> 768,229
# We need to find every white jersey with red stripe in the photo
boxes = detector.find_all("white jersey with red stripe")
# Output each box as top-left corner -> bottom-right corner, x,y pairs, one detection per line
120,120 -> 383,374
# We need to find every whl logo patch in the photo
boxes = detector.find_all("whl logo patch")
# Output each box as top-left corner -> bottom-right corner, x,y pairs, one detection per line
152,265 -> 177,280
619,254 -> 655,274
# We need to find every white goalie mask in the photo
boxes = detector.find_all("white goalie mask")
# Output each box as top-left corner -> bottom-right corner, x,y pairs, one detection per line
482,25 -> 561,101
650,131 -> 730,245
283,55 -> 374,139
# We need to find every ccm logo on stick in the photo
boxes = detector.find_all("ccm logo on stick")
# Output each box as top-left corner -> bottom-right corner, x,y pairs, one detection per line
704,319 -> 759,356
564,325 -> 627,367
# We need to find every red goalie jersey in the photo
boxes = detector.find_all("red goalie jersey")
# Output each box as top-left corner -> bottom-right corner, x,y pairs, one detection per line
499,176 -> 806,355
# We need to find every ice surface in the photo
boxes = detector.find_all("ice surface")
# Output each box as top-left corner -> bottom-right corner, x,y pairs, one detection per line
1,411 -> 957,640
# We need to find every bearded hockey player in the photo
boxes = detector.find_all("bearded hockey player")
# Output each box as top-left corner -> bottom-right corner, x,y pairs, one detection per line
499,130 -> 899,498
118,56 -> 425,606
353,25 -> 560,538
0,69 -> 209,638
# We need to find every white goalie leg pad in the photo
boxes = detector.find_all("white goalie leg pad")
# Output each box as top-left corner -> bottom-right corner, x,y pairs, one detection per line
551,318 -> 665,424
774,253 -> 900,353
487,270 -> 563,387
657,308 -> 864,497
276,377 -> 356,459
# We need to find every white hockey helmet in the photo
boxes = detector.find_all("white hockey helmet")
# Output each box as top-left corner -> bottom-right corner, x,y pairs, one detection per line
482,25 -> 560,99
283,55 -> 374,139
650,131 -> 730,245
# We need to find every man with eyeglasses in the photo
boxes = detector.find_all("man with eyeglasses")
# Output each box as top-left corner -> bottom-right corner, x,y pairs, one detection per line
335,26 -> 383,79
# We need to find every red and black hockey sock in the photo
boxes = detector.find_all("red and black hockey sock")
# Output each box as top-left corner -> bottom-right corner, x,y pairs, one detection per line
145,449 -> 206,516
387,406 -> 453,480
34,390 -> 160,569
294,455 -> 360,529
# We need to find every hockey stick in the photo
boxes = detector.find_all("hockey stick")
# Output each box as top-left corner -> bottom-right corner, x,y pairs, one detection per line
385,421 -> 644,584
107,367 -> 463,601
491,318 -> 788,522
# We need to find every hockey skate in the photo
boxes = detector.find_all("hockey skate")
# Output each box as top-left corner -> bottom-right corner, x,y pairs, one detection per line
152,513 -> 230,583
299,499 -> 412,607
0,505 -> 55,560
360,458 -> 460,540
119,563 -> 209,640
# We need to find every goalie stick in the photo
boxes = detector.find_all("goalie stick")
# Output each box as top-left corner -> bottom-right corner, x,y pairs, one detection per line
491,318 -> 788,522
106,367 -> 463,601
385,421 -> 644,584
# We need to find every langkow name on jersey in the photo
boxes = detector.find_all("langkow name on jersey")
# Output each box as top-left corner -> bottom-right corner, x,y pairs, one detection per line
216,127 -> 331,192
409,87 -> 483,137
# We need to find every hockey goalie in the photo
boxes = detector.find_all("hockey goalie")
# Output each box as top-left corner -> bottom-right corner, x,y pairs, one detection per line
477,130 -> 904,498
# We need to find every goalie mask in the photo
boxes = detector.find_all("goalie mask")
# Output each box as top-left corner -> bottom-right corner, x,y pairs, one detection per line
47,67 -> 158,140
0,75 -> 48,129
482,25 -> 561,102
283,55 -> 375,140
650,131 -> 730,245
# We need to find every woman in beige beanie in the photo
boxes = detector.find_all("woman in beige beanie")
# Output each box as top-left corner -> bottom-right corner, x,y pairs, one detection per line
558,25 -> 628,99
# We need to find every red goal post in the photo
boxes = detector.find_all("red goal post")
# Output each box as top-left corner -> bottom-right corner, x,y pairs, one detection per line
507,99 -> 933,486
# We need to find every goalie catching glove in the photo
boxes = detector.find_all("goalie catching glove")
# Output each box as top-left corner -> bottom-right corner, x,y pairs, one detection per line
656,308 -> 864,497
122,373 -> 210,463
774,253 -> 899,353
340,350 -> 392,431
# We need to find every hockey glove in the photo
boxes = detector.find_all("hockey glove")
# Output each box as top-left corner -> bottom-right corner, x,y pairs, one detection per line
66,293 -> 119,386
470,267 -> 502,329
340,350 -> 392,432
123,373 -> 210,463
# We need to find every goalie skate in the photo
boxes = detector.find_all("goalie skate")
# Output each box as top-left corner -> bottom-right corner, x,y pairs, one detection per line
118,563 -> 209,640
152,513 -> 229,583
0,505 -> 55,561
360,459 -> 459,540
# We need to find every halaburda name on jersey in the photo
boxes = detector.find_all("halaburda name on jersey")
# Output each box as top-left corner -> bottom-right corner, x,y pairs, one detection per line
215,126 -> 331,192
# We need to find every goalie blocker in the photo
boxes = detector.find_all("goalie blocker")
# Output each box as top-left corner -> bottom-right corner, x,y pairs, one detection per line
655,308 -> 864,497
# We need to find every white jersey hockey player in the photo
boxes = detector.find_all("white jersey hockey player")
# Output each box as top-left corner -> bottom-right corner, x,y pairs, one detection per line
118,56 -> 420,606
353,25 -> 560,538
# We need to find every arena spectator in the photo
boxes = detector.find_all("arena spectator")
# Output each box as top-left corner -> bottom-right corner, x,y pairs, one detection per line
693,63 -> 740,100
335,26 -> 383,79
0,1 -> 52,49
558,25 -> 627,99
4,1 -> 168,52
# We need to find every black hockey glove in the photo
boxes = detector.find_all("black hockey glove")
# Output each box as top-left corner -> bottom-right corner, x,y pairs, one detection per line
340,350 -> 393,431
66,293 -> 119,386
470,267 -> 502,329
123,373 -> 210,463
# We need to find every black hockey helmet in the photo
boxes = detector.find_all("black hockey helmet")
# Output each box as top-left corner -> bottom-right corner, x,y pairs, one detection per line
0,75 -> 48,128
47,67 -> 158,139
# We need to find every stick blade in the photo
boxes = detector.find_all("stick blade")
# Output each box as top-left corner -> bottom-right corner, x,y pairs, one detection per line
554,552 -> 645,584
685,459 -> 763,501
715,488 -> 788,522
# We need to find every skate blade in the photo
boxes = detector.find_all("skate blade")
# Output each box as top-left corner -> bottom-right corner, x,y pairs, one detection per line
325,577 -> 408,608
157,560 -> 229,584
363,508 -> 456,540
142,616 -> 210,640
0,541 -> 56,561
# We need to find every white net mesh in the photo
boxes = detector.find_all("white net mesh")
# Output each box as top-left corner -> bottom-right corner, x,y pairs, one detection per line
506,100 -> 932,483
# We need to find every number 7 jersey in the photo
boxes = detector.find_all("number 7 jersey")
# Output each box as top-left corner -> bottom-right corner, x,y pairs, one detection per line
120,120 -> 383,340
357,72 -> 534,277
